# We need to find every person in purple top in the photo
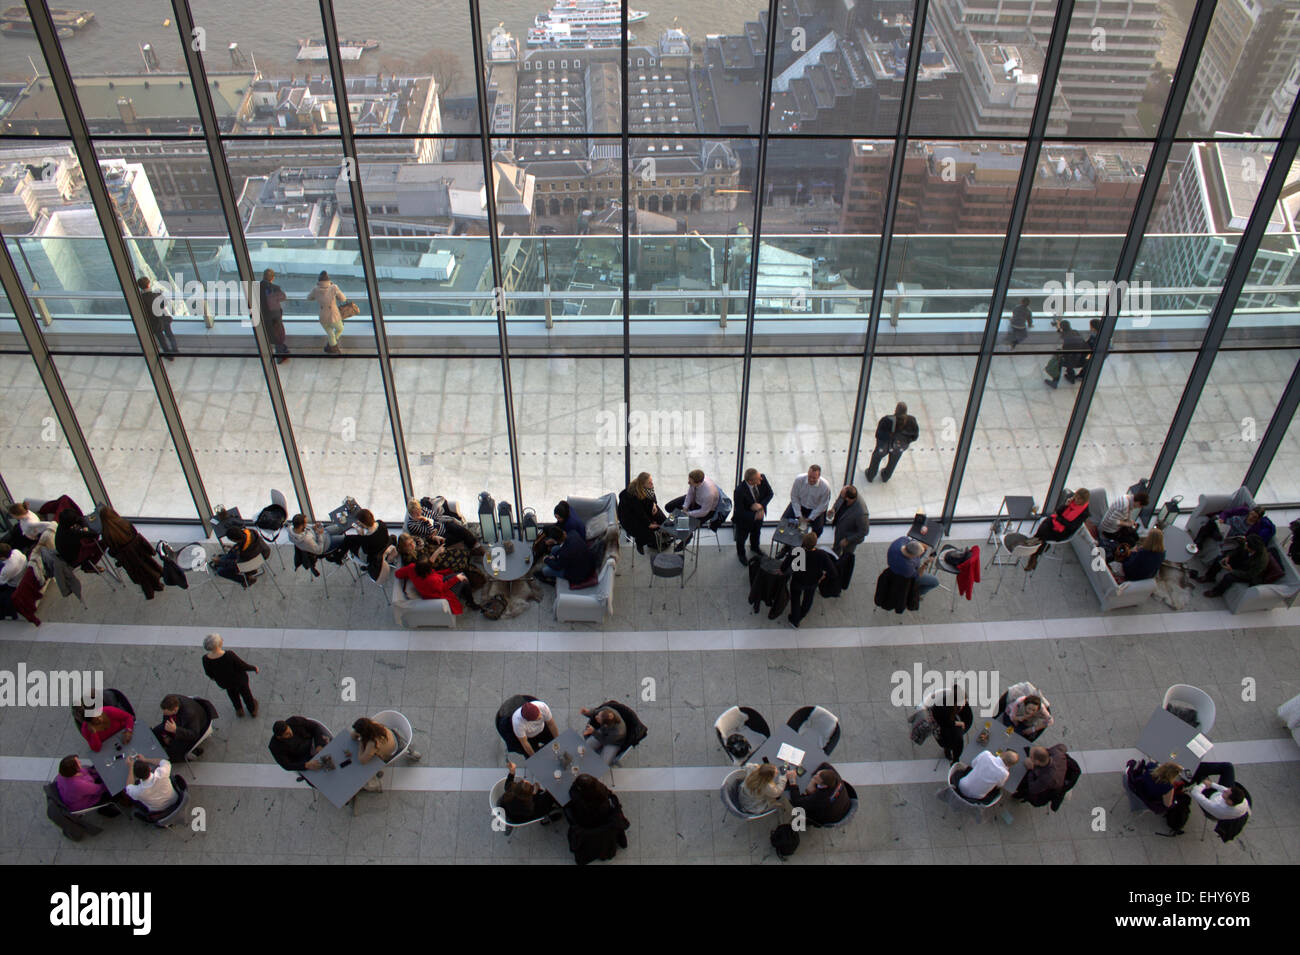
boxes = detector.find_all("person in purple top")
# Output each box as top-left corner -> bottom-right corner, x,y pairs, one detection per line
55,755 -> 109,811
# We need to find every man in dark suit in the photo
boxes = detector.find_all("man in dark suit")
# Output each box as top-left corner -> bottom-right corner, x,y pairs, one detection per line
269,717 -> 333,772
865,402 -> 920,483
785,763 -> 851,825
153,694 -> 208,761
732,467 -> 773,566
259,268 -> 289,364
137,276 -> 177,361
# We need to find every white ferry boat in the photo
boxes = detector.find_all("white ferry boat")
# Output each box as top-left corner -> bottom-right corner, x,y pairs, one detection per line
528,0 -> 648,47
295,37 -> 379,62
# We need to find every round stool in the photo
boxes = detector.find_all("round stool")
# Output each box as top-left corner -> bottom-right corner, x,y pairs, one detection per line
649,552 -> 684,615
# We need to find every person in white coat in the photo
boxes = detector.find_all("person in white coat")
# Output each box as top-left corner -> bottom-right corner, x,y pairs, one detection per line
306,270 -> 348,354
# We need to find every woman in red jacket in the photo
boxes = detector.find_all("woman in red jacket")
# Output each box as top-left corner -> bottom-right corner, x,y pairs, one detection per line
1025,488 -> 1090,572
394,558 -> 472,614
78,705 -> 135,751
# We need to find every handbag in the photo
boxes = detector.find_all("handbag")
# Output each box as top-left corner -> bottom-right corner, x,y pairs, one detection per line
339,301 -> 360,320
1044,354 -> 1061,379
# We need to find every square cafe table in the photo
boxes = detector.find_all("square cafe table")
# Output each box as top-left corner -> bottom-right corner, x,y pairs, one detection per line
522,729 -> 611,805
1137,707 -> 1212,772
299,728 -> 387,809
87,727 -> 169,796
745,724 -> 829,783
769,520 -> 804,557
959,726 -> 1031,794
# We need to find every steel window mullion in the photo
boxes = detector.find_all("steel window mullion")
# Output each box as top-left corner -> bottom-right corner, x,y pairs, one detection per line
1243,353 -> 1300,496
0,231 -> 111,507
622,0 -> 631,491
318,0 -> 414,505
938,0 -> 1077,529
467,0 -> 525,514
1043,0 -> 1219,514
733,0 -> 784,492
843,0 -> 931,489
170,0 -> 315,522
25,0 -> 212,527
1142,90 -> 1300,513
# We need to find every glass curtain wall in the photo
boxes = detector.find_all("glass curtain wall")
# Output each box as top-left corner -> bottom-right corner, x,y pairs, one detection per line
1,0 -> 1298,528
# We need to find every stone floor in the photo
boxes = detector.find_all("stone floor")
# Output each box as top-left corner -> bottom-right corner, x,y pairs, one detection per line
2,348 -> 1297,524
2,529 -> 1298,865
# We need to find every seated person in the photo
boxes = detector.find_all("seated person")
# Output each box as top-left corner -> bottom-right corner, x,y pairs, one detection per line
1025,488 -> 1091,571
1003,687 -> 1054,740
0,543 -> 29,619
785,763 -> 851,825
930,685 -> 973,764
404,498 -> 439,543
780,465 -> 832,536
55,755 -> 110,811
54,509 -> 102,572
1126,759 -> 1182,813
1014,743 -> 1069,804
1098,490 -> 1148,551
7,501 -> 56,541
153,694 -> 208,761
664,469 -> 720,524
499,760 -> 560,824
1109,526 -> 1165,582
211,525 -> 270,583
887,536 -> 940,597
1192,504 -> 1275,560
617,472 -> 668,554
1188,761 -> 1249,820
268,717 -> 333,772
77,704 -> 134,751
957,749 -> 1019,801
534,501 -> 586,554
124,756 -> 179,814
351,715 -> 420,763
393,532 -> 427,568
394,557 -> 472,614
346,509 -> 394,581
537,521 -> 597,584
511,700 -> 559,756
580,703 -> 627,762
1204,533 -> 1271,597
565,774 -> 630,864
287,514 -> 347,563
738,762 -> 784,815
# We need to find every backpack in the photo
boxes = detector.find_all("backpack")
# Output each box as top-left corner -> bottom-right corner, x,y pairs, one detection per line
770,823 -> 800,858
480,594 -> 508,620
909,707 -> 937,746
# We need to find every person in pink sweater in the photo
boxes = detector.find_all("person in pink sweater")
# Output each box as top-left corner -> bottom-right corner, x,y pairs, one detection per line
78,705 -> 134,751
55,755 -> 110,810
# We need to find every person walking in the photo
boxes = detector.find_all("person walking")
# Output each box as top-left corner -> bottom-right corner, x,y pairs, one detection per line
1007,297 -> 1033,349
137,276 -> 177,361
201,632 -> 259,718
1044,319 -> 1088,388
307,270 -> 348,355
865,402 -> 920,483
259,268 -> 289,363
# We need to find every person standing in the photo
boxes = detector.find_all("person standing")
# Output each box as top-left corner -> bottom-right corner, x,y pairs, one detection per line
307,270 -> 348,355
1044,319 -> 1088,388
259,268 -> 289,363
732,467 -> 773,565
865,402 -> 920,483
1007,297 -> 1033,348
137,276 -> 177,361
781,464 -> 832,536
829,485 -> 868,556
201,632 -> 259,718
781,531 -> 839,628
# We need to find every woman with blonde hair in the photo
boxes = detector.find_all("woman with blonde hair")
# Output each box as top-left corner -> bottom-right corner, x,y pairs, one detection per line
1111,525 -> 1165,582
617,471 -> 667,553
737,762 -> 784,815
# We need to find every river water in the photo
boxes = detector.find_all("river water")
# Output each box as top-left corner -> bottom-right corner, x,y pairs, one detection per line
0,0 -> 763,90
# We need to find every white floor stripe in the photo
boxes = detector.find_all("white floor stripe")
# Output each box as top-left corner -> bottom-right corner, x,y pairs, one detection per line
5,604 -> 1297,654
6,741 -> 1295,792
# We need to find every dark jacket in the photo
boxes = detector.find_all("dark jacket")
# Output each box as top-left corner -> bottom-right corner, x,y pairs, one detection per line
831,494 -> 869,553
565,795 -> 630,865
1121,548 -> 1164,581
617,488 -> 665,549
786,763 -> 850,825
260,279 -> 287,342
139,287 -> 171,332
1021,743 -> 1069,802
268,717 -> 331,772
499,770 -> 559,824
202,650 -> 256,690
747,555 -> 790,618
104,528 -> 165,598
45,782 -> 103,841
875,413 -> 919,452
546,531 -> 598,582
55,521 -> 98,567
1059,328 -> 1087,368
733,475 -> 774,526
874,567 -> 920,614
782,546 -> 839,594
153,695 -> 208,761
354,521 -> 392,580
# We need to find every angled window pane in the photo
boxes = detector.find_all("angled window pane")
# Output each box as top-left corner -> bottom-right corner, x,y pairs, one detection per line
629,357 -> 740,495
0,354 -> 91,507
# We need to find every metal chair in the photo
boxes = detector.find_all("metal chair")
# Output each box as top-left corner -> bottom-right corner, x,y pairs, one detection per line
374,709 -> 418,762
227,551 -> 285,613
714,705 -> 771,764
810,781 -> 858,829
648,552 -> 684,615
488,777 -> 550,835
167,542 -> 224,612
132,775 -> 190,829
182,698 -> 219,779
701,494 -> 732,551
292,546 -> 348,599
1162,684 -> 1216,735
1199,783 -> 1250,843
719,767 -> 780,821
989,532 -> 1040,595
786,705 -> 841,755
348,552 -> 393,606
941,762 -> 1004,822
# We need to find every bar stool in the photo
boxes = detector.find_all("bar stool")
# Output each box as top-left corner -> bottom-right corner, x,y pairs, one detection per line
648,552 -> 684,615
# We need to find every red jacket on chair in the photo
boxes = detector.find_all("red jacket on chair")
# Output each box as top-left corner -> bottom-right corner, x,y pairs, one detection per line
11,566 -> 43,625
957,546 -> 981,600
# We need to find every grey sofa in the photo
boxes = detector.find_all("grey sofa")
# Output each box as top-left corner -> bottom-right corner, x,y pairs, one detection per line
391,577 -> 456,628
1185,487 -> 1300,613
554,493 -> 619,624
1068,487 -> 1158,611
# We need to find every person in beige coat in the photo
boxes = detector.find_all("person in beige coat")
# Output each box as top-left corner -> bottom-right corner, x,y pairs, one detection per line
307,270 -> 348,354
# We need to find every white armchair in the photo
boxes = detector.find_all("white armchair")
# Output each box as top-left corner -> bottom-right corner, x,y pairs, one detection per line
391,577 -> 456,629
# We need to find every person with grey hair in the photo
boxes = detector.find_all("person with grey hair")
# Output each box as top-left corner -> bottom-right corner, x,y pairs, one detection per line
886,535 -> 939,597
201,633 -> 260,717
